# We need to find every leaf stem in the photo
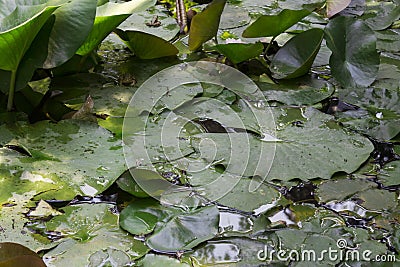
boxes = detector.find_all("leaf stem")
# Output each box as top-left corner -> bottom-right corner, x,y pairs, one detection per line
7,70 -> 17,111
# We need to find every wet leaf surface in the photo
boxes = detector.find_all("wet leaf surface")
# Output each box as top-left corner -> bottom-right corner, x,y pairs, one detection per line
325,16 -> 380,87
0,120 -> 125,200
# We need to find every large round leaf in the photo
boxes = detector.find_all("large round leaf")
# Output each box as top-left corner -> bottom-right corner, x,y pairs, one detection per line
43,204 -> 149,266
190,107 -> 374,181
0,120 -> 126,200
188,0 -> 227,51
324,16 -> 380,87
242,9 -> 311,38
270,28 -> 324,79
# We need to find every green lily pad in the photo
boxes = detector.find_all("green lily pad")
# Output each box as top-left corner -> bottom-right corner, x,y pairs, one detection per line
270,28 -> 324,79
0,120 -> 126,200
146,205 -> 219,252
214,42 -> 264,64
190,107 -> 373,181
188,0 -> 227,51
324,16 -> 380,87
115,29 -> 178,59
43,203 -> 149,266
316,178 -> 375,203
377,160 -> 400,186
119,198 -> 180,236
242,9 -> 311,38
49,72 -> 135,116
375,29 -> 400,53
219,3 -> 251,30
0,192 -> 53,252
258,75 -> 334,105
355,189 -> 398,211
364,2 -> 400,31
335,86 -> 400,140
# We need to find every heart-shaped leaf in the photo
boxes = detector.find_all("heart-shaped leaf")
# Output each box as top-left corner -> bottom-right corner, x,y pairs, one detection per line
115,29 -> 178,59
188,0 -> 227,51
147,205 -> 219,252
325,16 -> 380,87
242,9 -> 311,38
214,42 -> 264,64
271,28 -> 324,79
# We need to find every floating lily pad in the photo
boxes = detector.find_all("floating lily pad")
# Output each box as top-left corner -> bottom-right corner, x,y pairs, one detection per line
190,107 -> 373,181
0,120 -> 126,200
355,189 -> 398,211
258,75 -> 334,105
43,204 -> 148,266
335,86 -> 400,140
119,198 -> 180,235
0,192 -> 53,252
316,178 -> 375,203
146,205 -> 219,252
214,42 -> 264,64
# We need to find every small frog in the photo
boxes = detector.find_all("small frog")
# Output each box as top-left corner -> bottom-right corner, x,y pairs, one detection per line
118,73 -> 136,86
146,15 -> 161,27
